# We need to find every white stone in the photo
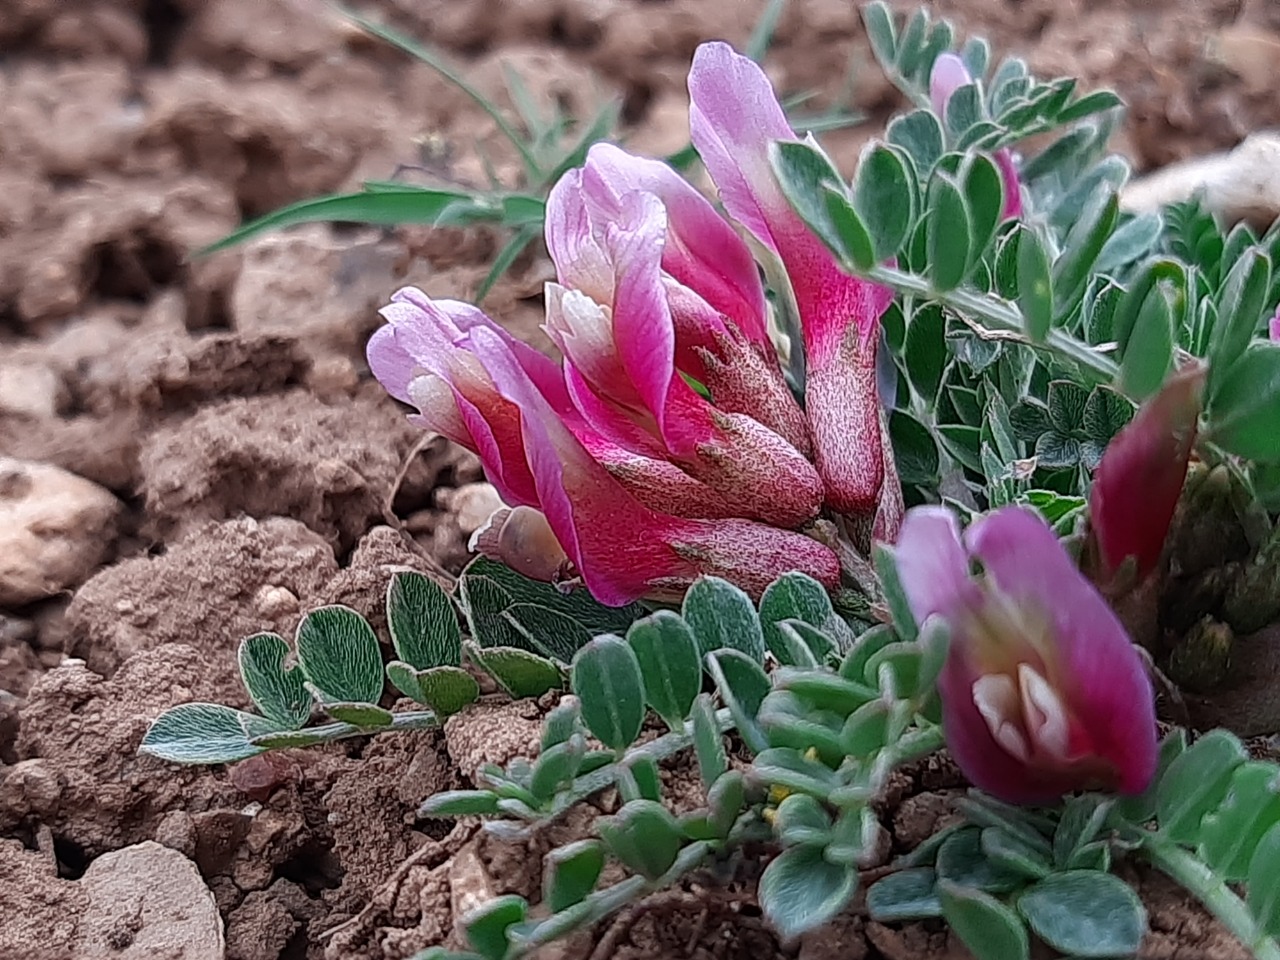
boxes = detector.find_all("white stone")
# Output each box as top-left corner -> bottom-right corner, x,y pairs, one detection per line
72,841 -> 225,960
0,458 -> 121,607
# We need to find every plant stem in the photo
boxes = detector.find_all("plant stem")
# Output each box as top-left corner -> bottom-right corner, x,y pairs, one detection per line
250,710 -> 438,750
1134,836 -> 1280,960
866,264 -> 1121,386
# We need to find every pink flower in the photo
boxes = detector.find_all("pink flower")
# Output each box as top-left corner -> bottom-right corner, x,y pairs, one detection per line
1086,366 -> 1204,588
543,180 -> 824,529
1269,306 -> 1280,342
688,42 -> 900,538
893,505 -> 1158,804
368,287 -> 841,605
929,53 -> 1024,220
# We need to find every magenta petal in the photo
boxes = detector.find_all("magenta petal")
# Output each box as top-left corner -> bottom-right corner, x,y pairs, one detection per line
994,149 -> 1024,220
892,506 -> 975,624
582,142 -> 770,348
545,169 -> 614,302
1271,307 -> 1280,341
366,323 -> 418,404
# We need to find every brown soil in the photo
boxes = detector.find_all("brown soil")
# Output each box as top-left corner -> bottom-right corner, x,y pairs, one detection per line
2,0 -> 1277,957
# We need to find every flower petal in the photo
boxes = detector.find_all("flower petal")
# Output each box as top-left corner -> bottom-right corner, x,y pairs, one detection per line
929,53 -> 972,116
581,142 -> 770,347
892,505 -> 975,624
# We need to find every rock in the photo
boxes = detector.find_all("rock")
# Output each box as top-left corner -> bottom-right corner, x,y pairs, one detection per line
0,458 -> 120,607
0,837 -> 85,957
438,482 -> 503,536
72,841 -> 224,959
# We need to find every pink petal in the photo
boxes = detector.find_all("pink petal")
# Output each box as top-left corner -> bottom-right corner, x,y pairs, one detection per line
994,149 -> 1024,220
892,506 -> 975,623
582,142 -> 770,348
688,41 -> 801,260
1269,307 -> 1280,341
545,169 -> 614,303
929,53 -> 973,117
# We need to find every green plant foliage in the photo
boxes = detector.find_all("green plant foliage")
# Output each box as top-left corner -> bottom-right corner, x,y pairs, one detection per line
571,636 -> 647,753
626,612 -> 701,730
1017,871 -> 1145,957
387,571 -> 462,670
237,632 -> 311,730
682,577 -> 768,663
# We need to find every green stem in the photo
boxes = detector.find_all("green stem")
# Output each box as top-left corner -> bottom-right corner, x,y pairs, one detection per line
1135,836 -> 1280,960
866,264 -> 1121,386
338,7 -> 542,182
249,709 -> 438,750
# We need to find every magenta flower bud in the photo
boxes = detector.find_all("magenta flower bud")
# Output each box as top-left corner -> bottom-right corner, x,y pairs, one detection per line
1270,306 -> 1280,341
929,53 -> 1023,220
687,41 -> 899,526
894,505 -> 1158,804
1087,365 -> 1204,588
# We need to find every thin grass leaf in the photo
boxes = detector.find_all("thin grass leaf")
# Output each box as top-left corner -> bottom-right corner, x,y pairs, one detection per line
476,225 -> 540,302
746,0 -> 791,61
340,7 -> 540,179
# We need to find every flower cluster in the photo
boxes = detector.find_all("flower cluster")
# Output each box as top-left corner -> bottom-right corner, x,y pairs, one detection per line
368,42 -> 901,605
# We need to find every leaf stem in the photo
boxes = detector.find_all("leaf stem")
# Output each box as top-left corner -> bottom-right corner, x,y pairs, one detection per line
865,264 -> 1121,385
1133,835 -> 1280,960
250,710 -> 439,750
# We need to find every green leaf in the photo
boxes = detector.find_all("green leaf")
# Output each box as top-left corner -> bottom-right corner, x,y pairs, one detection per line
466,642 -> 563,699
1198,761 -> 1280,881
770,140 -> 845,257
682,577 -> 766,663
1034,431 -> 1080,469
946,84 -> 985,139
904,303 -> 948,403
753,746 -> 839,799
1047,380 -> 1090,434
1207,343 -> 1280,461
1017,871 -> 1145,958
706,650 -> 771,754
824,187 -> 876,270
1082,386 -> 1134,443
419,789 -> 502,818
887,110 -> 945,174
598,799 -> 683,880
199,186 -> 536,254
690,693 -> 728,788
387,571 -> 461,670
861,1 -> 897,67
840,699 -> 892,757
936,827 -> 1026,894
571,635 -> 646,752
855,144 -> 915,260
1016,226 -> 1054,341
868,868 -> 944,920
759,574 -> 839,664
295,606 -> 384,705
500,606 -> 594,664
457,555 -> 643,657
139,703 -> 275,765
926,172 -> 972,291
1096,213 -> 1163,274
320,700 -> 394,727
541,697 -> 581,750
461,894 -> 527,960
1248,822 -> 1280,937
962,153 -> 1004,260
889,410 -> 941,487
1052,190 -> 1119,311
386,662 -> 478,715
774,792 -> 833,847
939,881 -> 1029,960
938,423 -> 984,473
758,845 -> 859,941
777,669 -> 877,717
1120,280 -> 1176,399
529,734 -> 586,802
872,543 -> 918,642
1053,795 -> 1112,868
1114,728 -> 1186,824
626,612 -> 701,730
544,840 -> 605,912
620,754 -> 662,803
1156,729 -> 1248,843
894,8 -> 929,76
707,769 -> 746,838
238,633 -> 310,730
1055,89 -> 1124,124
981,828 -> 1051,880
